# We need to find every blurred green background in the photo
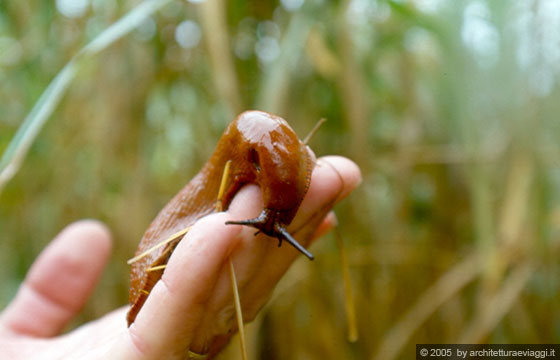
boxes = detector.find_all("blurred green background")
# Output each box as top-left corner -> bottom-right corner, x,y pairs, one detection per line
1,0 -> 560,358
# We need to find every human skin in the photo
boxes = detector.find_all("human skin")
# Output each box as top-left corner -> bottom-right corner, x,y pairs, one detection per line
0,156 -> 361,359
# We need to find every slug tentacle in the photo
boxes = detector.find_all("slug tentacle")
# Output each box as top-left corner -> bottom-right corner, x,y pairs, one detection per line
226,208 -> 314,260
275,224 -> 314,260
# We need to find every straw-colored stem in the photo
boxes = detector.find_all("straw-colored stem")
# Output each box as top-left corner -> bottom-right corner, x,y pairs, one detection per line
146,264 -> 167,272
127,226 -> 191,265
216,159 -> 247,360
374,253 -> 482,360
303,118 -> 327,146
334,227 -> 358,342
458,263 -> 533,343
256,13 -> 312,113
337,0 -> 369,163
198,0 -> 241,116
216,160 -> 232,211
229,259 -> 248,360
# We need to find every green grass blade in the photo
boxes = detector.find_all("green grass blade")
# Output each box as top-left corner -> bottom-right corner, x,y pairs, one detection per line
0,0 -> 173,194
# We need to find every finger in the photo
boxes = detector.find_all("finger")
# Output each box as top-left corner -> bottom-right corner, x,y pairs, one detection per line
0,220 -> 112,337
287,155 -> 362,245
311,211 -> 338,241
188,185 -> 268,353
260,155 -> 361,262
126,213 -> 243,359
317,155 -> 362,201
191,156 -> 361,348
125,156 -> 361,357
236,156 -> 361,314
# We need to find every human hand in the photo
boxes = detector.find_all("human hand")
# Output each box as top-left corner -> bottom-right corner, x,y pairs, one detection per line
0,156 -> 361,359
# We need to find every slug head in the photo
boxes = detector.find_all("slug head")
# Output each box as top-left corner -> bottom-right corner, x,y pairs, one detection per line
226,208 -> 314,260
226,111 -> 316,259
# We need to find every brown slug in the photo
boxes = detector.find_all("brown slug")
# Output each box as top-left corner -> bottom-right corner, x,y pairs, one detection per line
127,110 -> 316,326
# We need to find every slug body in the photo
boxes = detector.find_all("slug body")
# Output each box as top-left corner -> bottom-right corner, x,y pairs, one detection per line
127,111 -> 315,325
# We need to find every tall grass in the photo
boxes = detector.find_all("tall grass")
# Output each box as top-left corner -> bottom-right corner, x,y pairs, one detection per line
1,0 -> 559,359
0,0 -> 174,193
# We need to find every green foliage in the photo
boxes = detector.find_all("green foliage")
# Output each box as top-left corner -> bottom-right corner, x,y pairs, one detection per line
1,0 -> 560,358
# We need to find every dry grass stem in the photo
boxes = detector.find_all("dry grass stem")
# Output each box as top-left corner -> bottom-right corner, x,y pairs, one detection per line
229,260 -> 248,360
334,227 -> 358,342
303,118 -> 327,146
127,226 -> 191,265
374,253 -> 482,360
256,13 -> 312,113
458,263 -> 533,343
146,264 -> 167,272
198,0 -> 241,115
216,159 -> 247,360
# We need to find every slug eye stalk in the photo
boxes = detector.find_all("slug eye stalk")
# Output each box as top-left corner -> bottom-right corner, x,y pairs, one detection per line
226,211 -> 314,260
275,223 -> 314,260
